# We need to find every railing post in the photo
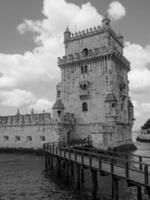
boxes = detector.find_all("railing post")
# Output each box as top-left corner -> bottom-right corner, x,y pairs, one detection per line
144,164 -> 148,185
69,149 -> 71,161
89,153 -> 92,169
45,152 -> 48,169
64,150 -> 66,159
81,153 -> 84,166
75,151 -> 77,162
139,156 -> 143,170
50,145 -> 52,154
56,146 -> 58,155
99,156 -> 102,172
125,161 -> 129,179
52,143 -> 54,154
59,148 -> 61,156
111,158 -> 114,174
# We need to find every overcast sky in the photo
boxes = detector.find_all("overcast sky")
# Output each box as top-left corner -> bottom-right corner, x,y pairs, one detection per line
0,0 -> 150,130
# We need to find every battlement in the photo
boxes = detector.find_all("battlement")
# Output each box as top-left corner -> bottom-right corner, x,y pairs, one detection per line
64,24 -> 123,48
0,111 -> 76,127
69,25 -> 102,41
0,112 -> 52,126
58,46 -> 130,70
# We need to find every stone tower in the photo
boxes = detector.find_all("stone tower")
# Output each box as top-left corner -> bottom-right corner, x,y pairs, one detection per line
53,15 -> 134,149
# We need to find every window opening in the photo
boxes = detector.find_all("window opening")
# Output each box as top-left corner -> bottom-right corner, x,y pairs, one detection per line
83,48 -> 88,56
15,136 -> 21,142
4,136 -> 9,141
82,102 -> 88,112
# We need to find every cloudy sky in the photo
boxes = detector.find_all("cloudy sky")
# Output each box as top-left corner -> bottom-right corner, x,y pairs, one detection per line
0,0 -> 150,130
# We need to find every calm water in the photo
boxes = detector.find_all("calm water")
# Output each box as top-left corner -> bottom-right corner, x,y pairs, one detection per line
0,133 -> 149,200
0,153 -> 83,200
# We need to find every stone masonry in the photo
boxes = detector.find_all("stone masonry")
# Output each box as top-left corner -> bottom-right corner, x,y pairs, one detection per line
53,15 -> 134,149
0,16 -> 134,150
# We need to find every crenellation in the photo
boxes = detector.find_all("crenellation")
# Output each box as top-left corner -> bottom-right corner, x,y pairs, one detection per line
0,111 -> 53,127
67,25 -> 103,42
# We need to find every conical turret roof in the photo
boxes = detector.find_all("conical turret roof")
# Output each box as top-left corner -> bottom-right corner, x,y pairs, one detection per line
52,99 -> 65,110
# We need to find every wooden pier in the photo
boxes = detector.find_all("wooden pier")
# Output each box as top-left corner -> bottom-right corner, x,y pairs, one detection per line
43,142 -> 150,200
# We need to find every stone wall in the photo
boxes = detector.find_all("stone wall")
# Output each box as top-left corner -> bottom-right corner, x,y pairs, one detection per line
0,124 -> 58,149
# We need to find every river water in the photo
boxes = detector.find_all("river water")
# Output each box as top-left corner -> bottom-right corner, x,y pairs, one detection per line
0,132 -> 149,200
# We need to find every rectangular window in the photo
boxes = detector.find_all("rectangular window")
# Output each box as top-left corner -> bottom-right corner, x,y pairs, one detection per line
26,136 -> 32,142
40,136 -> 45,142
4,136 -> 9,141
15,136 -> 21,142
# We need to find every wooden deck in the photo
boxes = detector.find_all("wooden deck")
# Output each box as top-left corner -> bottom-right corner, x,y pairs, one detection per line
43,142 -> 150,199
44,143 -> 150,187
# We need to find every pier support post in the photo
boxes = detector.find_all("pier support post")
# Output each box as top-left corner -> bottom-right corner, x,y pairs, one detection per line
91,169 -> 98,199
76,164 -> 81,190
137,186 -> 142,200
45,153 -> 48,169
71,162 -> 74,178
65,161 -> 69,184
56,158 -> 61,178
112,176 -> 118,200
48,154 -> 51,169
50,155 -> 53,170
81,167 -> 84,191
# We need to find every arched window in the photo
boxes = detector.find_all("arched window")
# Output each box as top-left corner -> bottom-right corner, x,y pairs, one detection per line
83,48 -> 88,57
81,65 -> 88,74
82,102 -> 88,112
58,110 -> 61,117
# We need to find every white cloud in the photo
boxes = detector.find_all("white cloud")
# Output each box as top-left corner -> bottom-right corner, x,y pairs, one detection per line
124,42 -> 150,92
123,41 -> 150,129
18,0 -> 103,39
28,98 -> 53,112
124,42 -> 150,69
107,1 -> 126,21
0,89 -> 52,113
0,89 -> 36,107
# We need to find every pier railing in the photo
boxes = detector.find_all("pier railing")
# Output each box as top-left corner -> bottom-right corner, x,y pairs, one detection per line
43,142 -> 150,188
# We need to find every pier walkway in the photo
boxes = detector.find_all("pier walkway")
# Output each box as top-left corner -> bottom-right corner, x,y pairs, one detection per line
43,142 -> 150,200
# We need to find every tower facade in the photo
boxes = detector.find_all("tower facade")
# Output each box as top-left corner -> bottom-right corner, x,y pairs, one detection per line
53,16 -> 134,149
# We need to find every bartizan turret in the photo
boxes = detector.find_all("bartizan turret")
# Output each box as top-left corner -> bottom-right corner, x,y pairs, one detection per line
52,99 -> 65,122
64,26 -> 71,49
102,14 -> 111,29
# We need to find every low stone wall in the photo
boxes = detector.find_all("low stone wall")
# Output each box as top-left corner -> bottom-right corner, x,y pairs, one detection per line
0,124 -> 58,149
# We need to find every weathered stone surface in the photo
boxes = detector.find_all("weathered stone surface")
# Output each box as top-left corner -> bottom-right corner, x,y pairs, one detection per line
0,16 -> 134,150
